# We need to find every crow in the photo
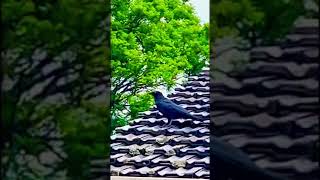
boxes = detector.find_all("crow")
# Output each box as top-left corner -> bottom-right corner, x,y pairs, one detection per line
151,91 -> 202,127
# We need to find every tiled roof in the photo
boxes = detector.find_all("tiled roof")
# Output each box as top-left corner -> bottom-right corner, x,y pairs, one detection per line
212,18 -> 319,180
109,68 -> 210,178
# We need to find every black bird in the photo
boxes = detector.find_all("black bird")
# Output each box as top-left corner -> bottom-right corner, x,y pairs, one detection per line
151,91 -> 201,127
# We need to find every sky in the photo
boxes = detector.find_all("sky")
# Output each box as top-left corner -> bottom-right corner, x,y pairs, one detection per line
189,0 -> 209,24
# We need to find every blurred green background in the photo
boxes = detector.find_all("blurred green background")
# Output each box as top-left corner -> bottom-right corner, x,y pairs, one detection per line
2,0 -> 110,179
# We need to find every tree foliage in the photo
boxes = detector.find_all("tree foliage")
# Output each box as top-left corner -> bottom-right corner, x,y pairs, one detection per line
1,0 -> 110,179
111,0 -> 209,128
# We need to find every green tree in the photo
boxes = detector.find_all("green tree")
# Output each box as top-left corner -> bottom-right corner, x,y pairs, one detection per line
111,0 -> 209,128
1,0 -> 110,179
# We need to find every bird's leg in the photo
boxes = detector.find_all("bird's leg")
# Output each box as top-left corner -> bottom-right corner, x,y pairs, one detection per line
161,118 -> 171,128
167,118 -> 173,127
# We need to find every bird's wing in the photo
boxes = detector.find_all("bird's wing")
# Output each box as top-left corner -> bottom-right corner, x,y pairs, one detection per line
158,98 -> 194,118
